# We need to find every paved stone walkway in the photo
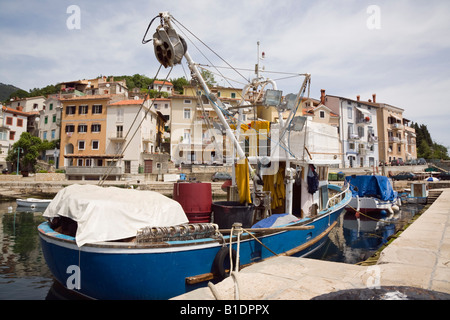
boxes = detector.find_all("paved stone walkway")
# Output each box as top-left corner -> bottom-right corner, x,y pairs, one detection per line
174,189 -> 450,300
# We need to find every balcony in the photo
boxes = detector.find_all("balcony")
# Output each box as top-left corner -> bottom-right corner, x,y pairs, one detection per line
368,134 -> 378,143
389,136 -> 400,143
348,133 -> 360,141
391,123 -> 404,130
356,116 -> 372,125
108,131 -> 126,141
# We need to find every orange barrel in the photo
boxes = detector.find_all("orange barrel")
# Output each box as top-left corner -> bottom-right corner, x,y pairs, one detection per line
173,182 -> 212,223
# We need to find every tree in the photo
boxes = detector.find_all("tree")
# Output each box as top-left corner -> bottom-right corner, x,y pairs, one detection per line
412,121 -> 449,160
171,77 -> 189,94
201,70 -> 216,86
6,132 -> 44,173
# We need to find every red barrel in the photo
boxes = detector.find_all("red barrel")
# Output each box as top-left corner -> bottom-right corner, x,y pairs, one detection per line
173,182 -> 212,223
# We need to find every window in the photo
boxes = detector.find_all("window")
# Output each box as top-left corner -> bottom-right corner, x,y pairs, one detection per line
231,92 -> 236,99
44,116 -> 48,124
49,103 -> 53,111
78,124 -> 88,133
66,105 -> 76,115
164,103 -> 169,109
79,105 -> 88,115
117,108 -> 124,122
116,125 -> 123,138
6,117 -> 12,125
92,104 -> 103,114
51,129 -> 56,139
91,123 -> 101,133
184,99 -> 191,104
183,108 -> 191,119
347,106 -> 352,119
43,131 -> 47,140
319,111 -> 325,118
92,140 -> 99,150
17,118 -> 23,127
357,126 -> 364,138
52,115 -> 57,123
9,131 -> 15,140
85,159 -> 92,167
77,159 -> 83,166
65,124 -> 75,133
183,129 -> 191,144
78,140 -> 85,150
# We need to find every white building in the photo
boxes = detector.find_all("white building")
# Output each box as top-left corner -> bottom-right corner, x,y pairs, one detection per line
150,80 -> 173,95
0,106 -> 29,169
106,99 -> 160,174
325,95 -> 380,168
8,96 -> 46,113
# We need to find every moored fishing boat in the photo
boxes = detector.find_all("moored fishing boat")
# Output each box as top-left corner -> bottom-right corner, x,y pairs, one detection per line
16,198 -> 52,209
345,175 -> 401,215
38,11 -> 351,300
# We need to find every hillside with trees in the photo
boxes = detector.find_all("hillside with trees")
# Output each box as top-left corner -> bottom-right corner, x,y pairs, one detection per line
411,122 -> 449,160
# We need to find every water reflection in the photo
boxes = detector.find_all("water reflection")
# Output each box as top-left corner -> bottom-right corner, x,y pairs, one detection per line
309,203 -> 425,264
0,199 -> 424,300
0,201 -> 53,300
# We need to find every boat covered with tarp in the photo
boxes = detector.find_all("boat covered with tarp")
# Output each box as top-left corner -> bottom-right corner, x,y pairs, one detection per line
345,175 -> 400,214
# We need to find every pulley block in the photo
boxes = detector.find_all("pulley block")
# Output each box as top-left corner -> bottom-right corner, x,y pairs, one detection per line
153,27 -> 187,68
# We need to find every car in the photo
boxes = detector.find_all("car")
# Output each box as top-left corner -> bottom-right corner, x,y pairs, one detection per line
417,158 -> 427,165
438,172 -> 450,180
211,172 -> 232,182
392,172 -> 416,181
390,159 -> 404,166
405,159 -> 418,165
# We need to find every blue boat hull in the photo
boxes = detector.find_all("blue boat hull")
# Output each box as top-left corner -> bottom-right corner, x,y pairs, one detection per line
38,188 -> 350,300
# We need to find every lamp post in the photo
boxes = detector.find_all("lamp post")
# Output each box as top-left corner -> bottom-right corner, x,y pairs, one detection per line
16,147 -> 23,175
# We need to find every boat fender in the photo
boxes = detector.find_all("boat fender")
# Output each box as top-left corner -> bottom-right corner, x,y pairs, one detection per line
212,246 -> 237,280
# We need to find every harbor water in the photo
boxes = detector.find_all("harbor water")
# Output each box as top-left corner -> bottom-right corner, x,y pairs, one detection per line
0,199 -> 424,300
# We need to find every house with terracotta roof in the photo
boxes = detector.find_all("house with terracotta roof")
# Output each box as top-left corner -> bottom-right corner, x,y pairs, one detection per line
0,105 -> 29,169
151,80 -> 173,95
7,96 -> 46,113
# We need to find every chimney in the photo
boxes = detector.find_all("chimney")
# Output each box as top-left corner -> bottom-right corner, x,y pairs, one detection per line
356,95 -> 360,101
372,94 -> 376,103
320,89 -> 325,104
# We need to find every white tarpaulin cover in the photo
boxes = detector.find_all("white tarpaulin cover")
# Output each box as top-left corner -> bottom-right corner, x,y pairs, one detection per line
43,184 -> 188,246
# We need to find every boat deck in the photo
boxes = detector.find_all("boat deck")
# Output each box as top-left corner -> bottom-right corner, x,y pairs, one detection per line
173,189 -> 450,300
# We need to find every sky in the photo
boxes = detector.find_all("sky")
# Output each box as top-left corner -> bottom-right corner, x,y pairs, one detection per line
1,0 -> 449,149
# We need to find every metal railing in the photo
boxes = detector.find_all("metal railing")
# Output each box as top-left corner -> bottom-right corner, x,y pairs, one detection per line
326,183 -> 350,209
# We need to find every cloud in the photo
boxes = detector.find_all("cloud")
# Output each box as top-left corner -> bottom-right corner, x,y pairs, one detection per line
1,0 -> 449,148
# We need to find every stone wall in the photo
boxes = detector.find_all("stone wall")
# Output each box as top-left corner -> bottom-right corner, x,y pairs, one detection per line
34,173 -> 66,181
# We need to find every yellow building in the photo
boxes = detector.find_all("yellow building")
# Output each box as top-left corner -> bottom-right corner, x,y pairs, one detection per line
59,95 -> 123,180
376,103 -> 417,164
169,86 -> 241,164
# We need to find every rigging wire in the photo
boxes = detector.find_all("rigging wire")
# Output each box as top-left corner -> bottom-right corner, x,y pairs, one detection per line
171,16 -> 249,84
98,65 -> 172,185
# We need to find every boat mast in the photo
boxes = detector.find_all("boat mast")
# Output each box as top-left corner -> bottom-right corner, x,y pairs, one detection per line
156,12 -> 248,163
